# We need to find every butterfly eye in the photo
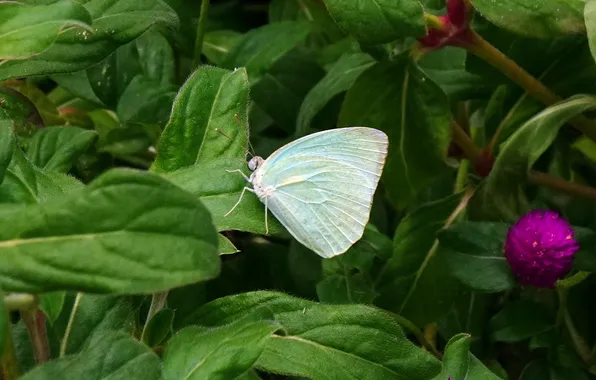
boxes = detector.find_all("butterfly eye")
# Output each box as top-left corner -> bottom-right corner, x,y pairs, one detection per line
248,157 -> 262,171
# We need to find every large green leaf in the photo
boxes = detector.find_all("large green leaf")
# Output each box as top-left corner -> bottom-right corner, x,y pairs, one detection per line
152,66 -> 249,173
322,0 -> 425,44
339,56 -> 452,209
20,331 -> 162,380
0,0 -> 92,60
0,0 -> 178,80
471,0 -> 585,39
297,52 -> 374,136
438,221 -> 515,292
56,294 -> 135,356
0,168 -> 220,294
188,291 -> 441,380
26,126 -> 98,173
222,21 -> 312,79
163,317 -> 280,380
376,194 -> 463,326
478,95 -> 596,220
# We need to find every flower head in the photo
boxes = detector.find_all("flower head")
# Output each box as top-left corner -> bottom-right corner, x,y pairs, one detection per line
418,0 -> 473,50
504,210 -> 579,288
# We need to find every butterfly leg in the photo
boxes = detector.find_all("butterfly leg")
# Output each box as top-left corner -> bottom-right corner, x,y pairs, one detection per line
226,169 -> 251,182
224,186 -> 254,217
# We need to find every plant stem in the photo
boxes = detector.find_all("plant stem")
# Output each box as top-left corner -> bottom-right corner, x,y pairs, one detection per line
142,292 -> 169,340
3,293 -> 36,311
193,0 -> 211,69
21,309 -> 50,364
451,120 -> 482,162
0,323 -> 20,380
528,171 -> 596,202
60,292 -> 82,357
463,30 -> 596,142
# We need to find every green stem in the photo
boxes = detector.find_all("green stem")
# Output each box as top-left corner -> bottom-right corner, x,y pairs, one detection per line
193,0 -> 211,69
3,293 -> 36,311
451,120 -> 482,163
0,321 -> 20,380
463,29 -> 596,143
527,171 -> 596,203
142,292 -> 169,340
21,309 -> 50,364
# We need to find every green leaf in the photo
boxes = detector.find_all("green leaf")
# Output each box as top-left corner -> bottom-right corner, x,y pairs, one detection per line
490,300 -> 554,342
0,146 -> 69,204
56,294 -> 134,356
0,168 -> 220,294
163,318 -> 280,380
189,291 -> 441,380
0,0 -> 92,60
0,120 -> 14,184
0,295 -> 6,357
471,0 -> 585,39
431,333 -> 471,380
152,66 -> 249,173
339,56 -> 452,209
322,0 -> 425,44
203,30 -> 242,66
250,50 -> 325,133
297,52 -> 374,136
478,95 -> 596,220
26,126 -> 98,173
116,76 -> 177,124
0,87 -> 44,137
135,27 -> 176,86
432,333 -> 504,380
142,308 -> 174,348
222,21 -> 312,79
438,221 -> 516,292
20,331 -> 162,380
418,47 -> 493,100
218,234 -> 239,255
376,194 -> 463,326
163,158 -> 284,236
0,0 -> 179,80
316,273 -> 377,304
39,292 -> 65,325
586,2 -> 596,65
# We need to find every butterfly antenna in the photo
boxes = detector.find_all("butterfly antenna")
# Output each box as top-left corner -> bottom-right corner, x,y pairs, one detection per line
233,113 -> 256,158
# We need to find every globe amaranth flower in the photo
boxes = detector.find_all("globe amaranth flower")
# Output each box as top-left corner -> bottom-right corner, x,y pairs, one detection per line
504,210 -> 579,288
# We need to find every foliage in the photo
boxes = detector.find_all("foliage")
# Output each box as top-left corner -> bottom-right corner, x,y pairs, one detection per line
2,0 -> 596,379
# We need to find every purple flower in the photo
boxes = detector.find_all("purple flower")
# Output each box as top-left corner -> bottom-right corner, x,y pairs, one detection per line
504,210 -> 579,288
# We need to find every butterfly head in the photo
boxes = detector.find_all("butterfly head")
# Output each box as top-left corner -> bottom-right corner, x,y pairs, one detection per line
248,156 -> 264,171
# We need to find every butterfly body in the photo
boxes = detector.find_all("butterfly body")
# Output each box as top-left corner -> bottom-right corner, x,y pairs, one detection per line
229,127 -> 388,258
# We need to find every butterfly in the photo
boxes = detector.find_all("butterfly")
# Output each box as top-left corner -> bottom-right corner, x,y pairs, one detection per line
226,127 -> 388,258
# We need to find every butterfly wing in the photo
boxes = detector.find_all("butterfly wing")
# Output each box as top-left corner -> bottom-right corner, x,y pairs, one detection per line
256,127 -> 388,258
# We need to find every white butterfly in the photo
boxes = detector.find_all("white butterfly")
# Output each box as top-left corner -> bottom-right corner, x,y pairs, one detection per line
226,127 -> 388,258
